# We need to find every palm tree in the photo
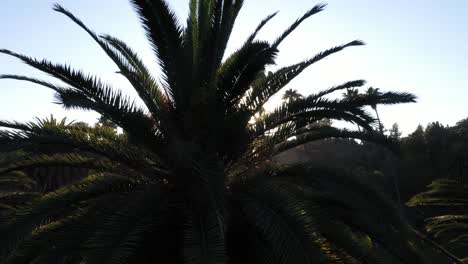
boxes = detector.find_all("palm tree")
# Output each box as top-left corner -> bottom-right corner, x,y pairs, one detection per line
366,87 -> 384,133
342,88 -> 362,131
282,89 -> 308,129
342,88 -> 360,100
0,1 -> 438,263
282,88 -> 303,102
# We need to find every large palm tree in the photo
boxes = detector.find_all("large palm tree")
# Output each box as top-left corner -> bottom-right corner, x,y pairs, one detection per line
0,1 -> 439,263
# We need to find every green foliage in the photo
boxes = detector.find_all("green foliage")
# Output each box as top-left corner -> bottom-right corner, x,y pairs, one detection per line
401,118 -> 468,261
0,1 -> 435,263
408,179 -> 468,259
389,123 -> 402,140
397,119 -> 468,201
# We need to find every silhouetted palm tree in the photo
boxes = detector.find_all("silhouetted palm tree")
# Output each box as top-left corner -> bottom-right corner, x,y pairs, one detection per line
0,1 -> 433,263
342,88 -> 360,100
282,88 -> 303,102
342,88 -> 362,131
366,87 -> 384,133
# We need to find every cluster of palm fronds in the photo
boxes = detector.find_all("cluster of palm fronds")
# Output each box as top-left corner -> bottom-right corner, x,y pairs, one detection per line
0,0 -> 452,263
408,178 -> 468,261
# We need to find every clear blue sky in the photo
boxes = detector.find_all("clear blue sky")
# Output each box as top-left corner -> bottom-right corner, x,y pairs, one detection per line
1,0 -> 467,135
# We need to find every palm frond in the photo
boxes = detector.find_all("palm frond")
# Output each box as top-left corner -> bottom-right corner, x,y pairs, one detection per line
408,179 -> 468,207
4,207 -> 93,263
249,96 -> 377,139
233,185 -> 324,264
0,172 -> 145,258
246,11 -> 279,44
0,153 -> 106,181
100,34 -> 169,113
272,3 -> 327,48
82,187 -> 167,264
0,56 -> 158,142
408,179 -> 468,259
309,80 -> 366,101
270,166 -> 428,263
130,0 -> 186,106
210,0 -> 244,67
216,41 -> 277,108
53,4 -> 168,117
0,120 -> 166,175
346,91 -> 417,106
183,0 -> 245,113
4,193 -> 137,263
243,40 -> 365,114
183,208 -> 228,264
274,127 -> 396,154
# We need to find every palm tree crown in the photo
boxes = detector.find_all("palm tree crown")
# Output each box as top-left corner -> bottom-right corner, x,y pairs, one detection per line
342,88 -> 360,100
0,1 -> 431,263
282,88 -> 304,102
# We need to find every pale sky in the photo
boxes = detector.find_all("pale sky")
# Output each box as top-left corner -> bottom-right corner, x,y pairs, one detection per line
1,0 -> 467,135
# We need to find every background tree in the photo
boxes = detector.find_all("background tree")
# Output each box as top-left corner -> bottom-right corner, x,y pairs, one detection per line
425,122 -> 449,178
447,119 -> 468,183
406,124 -> 427,153
389,123 -> 402,140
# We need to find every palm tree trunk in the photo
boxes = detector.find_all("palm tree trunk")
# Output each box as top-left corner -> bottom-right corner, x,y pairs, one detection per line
374,107 -> 383,134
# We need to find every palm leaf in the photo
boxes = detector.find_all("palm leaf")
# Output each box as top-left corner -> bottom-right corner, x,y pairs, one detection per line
243,40 -> 365,114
